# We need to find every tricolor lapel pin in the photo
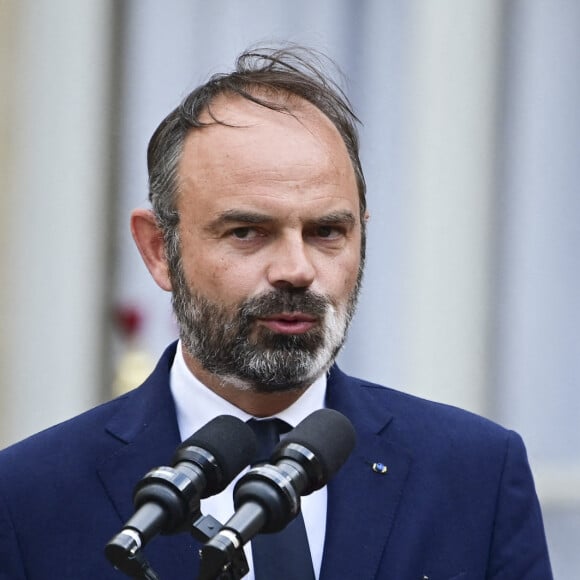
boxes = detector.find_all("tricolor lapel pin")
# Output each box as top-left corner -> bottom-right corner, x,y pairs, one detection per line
371,461 -> 388,474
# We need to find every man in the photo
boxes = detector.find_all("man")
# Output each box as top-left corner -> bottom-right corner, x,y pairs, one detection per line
0,46 -> 552,579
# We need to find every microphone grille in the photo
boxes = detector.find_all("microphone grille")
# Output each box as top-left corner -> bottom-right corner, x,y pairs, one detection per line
176,415 -> 256,494
281,409 -> 355,482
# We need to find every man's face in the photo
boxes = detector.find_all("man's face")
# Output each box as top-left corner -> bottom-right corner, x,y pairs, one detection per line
169,94 -> 364,392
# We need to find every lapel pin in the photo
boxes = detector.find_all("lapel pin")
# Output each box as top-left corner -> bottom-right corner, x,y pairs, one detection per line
371,461 -> 388,474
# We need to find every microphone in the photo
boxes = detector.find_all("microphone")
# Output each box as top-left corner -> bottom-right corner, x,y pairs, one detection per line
199,409 -> 356,578
105,415 -> 256,575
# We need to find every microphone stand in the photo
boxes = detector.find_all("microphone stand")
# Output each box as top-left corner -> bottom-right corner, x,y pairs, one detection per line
192,513 -> 249,580
106,505 -> 250,580
104,530 -> 161,580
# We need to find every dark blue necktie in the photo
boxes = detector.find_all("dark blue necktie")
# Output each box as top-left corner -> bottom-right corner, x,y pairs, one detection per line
247,419 -> 316,580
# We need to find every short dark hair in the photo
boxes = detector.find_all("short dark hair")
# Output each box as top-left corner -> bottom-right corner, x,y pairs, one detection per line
147,44 -> 366,254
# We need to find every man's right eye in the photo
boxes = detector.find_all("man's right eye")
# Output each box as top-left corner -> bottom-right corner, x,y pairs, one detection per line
229,227 -> 267,242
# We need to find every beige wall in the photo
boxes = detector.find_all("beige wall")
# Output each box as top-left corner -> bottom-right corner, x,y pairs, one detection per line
0,1 -> 116,446
0,1 -> 18,445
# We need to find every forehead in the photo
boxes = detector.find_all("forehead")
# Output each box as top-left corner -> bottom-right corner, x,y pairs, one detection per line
175,93 -> 357,210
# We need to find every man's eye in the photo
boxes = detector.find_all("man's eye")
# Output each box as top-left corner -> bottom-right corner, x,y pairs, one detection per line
316,225 -> 341,238
230,227 -> 262,240
231,227 -> 252,239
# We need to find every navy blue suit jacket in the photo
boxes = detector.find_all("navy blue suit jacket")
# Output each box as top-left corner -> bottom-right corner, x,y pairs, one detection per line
0,343 -> 552,579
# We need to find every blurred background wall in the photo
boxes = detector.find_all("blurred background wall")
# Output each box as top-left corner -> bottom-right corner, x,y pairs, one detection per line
1,0 -> 578,575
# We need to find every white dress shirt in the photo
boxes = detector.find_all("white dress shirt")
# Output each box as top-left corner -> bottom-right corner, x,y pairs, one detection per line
169,341 -> 328,579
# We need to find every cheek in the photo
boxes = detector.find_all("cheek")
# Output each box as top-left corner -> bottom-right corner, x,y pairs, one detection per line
198,256 -> 263,302
319,253 -> 361,299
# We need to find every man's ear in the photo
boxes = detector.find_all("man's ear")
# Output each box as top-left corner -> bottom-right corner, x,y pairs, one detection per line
130,208 -> 172,291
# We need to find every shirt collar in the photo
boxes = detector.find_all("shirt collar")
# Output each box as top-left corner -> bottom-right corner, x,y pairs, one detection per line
170,340 -> 327,442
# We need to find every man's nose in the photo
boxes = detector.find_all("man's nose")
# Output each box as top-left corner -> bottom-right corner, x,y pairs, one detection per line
266,237 -> 316,290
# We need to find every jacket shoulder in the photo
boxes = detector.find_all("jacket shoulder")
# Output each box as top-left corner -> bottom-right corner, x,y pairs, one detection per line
329,365 -> 514,455
0,342 -> 178,476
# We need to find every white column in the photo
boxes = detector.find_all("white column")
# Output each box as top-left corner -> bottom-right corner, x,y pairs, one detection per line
403,0 -> 503,413
0,1 -> 115,446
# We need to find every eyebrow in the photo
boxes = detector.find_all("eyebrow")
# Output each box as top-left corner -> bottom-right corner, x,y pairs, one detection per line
205,209 -> 273,232
205,208 -> 358,232
312,210 -> 357,227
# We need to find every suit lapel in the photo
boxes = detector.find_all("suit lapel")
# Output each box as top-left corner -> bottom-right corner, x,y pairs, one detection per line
320,366 -> 412,579
96,343 -> 202,577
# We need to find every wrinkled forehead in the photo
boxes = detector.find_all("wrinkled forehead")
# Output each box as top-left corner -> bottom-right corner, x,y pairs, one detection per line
178,91 -> 353,178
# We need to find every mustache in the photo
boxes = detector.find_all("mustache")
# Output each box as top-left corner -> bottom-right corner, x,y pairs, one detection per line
239,290 -> 330,320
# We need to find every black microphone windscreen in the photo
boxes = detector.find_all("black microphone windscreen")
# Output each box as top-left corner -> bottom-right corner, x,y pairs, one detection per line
177,415 -> 256,493
279,409 -> 355,481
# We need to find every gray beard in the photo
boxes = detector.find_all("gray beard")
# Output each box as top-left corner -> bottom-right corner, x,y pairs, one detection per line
169,262 -> 360,392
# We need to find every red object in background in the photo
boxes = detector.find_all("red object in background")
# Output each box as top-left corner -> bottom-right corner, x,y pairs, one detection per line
112,304 -> 155,397
114,305 -> 143,340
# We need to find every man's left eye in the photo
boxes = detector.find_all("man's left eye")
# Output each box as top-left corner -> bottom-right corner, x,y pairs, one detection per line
231,227 -> 254,239
316,226 -> 340,238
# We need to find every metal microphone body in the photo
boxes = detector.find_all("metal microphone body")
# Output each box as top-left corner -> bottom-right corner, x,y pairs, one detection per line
199,409 -> 356,579
105,415 -> 257,577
